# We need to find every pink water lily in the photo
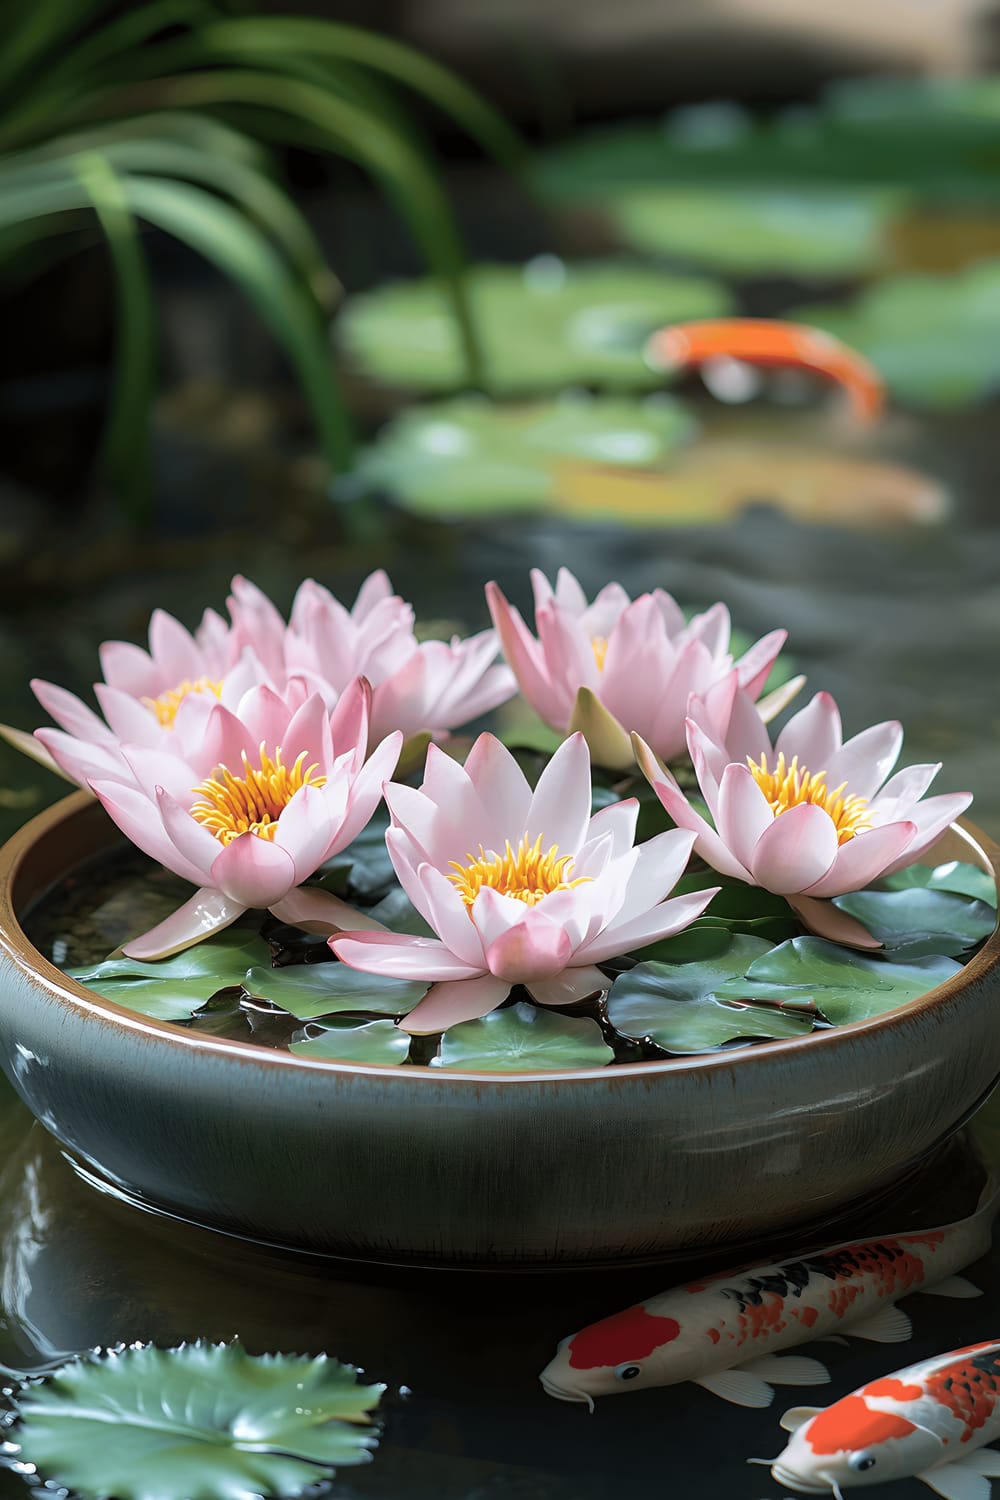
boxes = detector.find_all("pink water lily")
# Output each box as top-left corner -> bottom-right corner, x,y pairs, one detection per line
87,678 -> 402,959
330,732 -> 717,1034
230,570 -> 517,743
486,567 -> 795,770
28,605 -> 270,790
635,688 -> 973,947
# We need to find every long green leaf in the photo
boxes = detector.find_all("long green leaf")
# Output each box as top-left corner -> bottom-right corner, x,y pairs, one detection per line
140,69 -> 480,379
121,174 -> 354,471
0,0 -> 111,103
131,16 -> 525,173
72,152 -> 156,527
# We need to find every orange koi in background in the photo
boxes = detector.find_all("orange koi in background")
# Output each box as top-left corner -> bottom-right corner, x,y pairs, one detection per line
759,1340 -> 1000,1500
539,1182 -> 997,1411
645,318 -> 886,426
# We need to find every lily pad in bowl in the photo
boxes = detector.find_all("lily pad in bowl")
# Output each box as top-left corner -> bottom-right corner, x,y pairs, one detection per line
349,392 -> 695,517
337,258 -> 731,395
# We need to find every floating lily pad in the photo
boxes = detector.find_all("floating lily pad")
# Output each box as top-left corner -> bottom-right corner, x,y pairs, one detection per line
350,393 -> 696,517
608,186 -> 903,277
671,875 -> 801,945
433,1001 -> 614,1071
338,260 -> 731,395
9,1341 -> 384,1500
883,858 -> 997,907
716,937 -> 962,1023
606,931 -> 812,1052
793,261 -> 1000,407
290,1018 -> 411,1065
833,886 -> 996,959
68,930 -> 272,1021
242,960 -> 426,1019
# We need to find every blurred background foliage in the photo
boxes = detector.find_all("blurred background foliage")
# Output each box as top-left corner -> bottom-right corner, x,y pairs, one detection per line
4,0 -> 1000,543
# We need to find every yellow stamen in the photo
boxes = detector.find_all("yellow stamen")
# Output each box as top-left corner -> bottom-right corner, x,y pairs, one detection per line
191,745 -> 326,845
143,676 -> 224,729
747,751 -> 872,845
448,832 -> 591,909
591,635 -> 609,671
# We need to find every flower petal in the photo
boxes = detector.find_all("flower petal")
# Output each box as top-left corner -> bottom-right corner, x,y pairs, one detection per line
527,967 -> 608,1007
578,888 -> 718,964
526,732 -> 592,854
736,627 -> 786,699
716,762 -> 774,871
210,833 -> 296,908
332,930 -> 483,981
485,909 -> 573,981
121,889 -> 248,960
633,734 -> 752,881
155,787 -> 220,875
418,864 -> 488,968
803,820 -> 918,898
747,803 -> 839,894
879,791 -> 973,874
776,690 -> 842,767
461,733 -> 532,835
31,679 -> 115,742
824,720 -> 904,800
270,887 -> 388,934
398,974 -> 510,1035
486,581 -> 556,725
89,778 -> 206,883
272,783 -> 336,883
788,895 -> 882,950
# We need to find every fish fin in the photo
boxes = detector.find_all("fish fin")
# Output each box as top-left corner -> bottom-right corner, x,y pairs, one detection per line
694,1368 -> 775,1408
921,1276 -> 983,1300
919,1462 -> 992,1500
779,1405 -> 824,1433
848,1304 -> 913,1343
955,1450 -> 1000,1477
739,1354 -> 830,1387
815,1335 -> 849,1346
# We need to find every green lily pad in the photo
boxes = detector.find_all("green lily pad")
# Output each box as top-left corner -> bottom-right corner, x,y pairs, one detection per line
882,858 -> 997,907
351,392 -> 697,518
242,960 -> 427,1019
338,259 -> 731,395
793,261 -> 1000,408
290,1018 -> 411,1065
9,1341 -> 384,1500
608,186 -> 903,277
833,886 -> 996,959
68,930 -> 272,1021
433,1000 -> 614,1071
667,876 -> 801,945
606,931 -> 812,1052
716,937 -> 962,1024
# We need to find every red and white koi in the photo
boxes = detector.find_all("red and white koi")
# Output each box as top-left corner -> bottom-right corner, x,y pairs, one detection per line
539,1187 -> 996,1411
761,1340 -> 1000,1500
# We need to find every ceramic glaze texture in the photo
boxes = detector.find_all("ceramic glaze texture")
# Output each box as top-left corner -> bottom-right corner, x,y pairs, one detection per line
0,793 -> 997,1265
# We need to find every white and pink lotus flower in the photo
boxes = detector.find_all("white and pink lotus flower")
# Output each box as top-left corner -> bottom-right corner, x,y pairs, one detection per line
331,732 -> 718,1033
6,567 -> 978,1032
635,686 -> 973,947
486,567 -> 799,770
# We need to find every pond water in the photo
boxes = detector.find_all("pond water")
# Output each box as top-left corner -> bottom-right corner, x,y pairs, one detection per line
0,309 -> 999,1498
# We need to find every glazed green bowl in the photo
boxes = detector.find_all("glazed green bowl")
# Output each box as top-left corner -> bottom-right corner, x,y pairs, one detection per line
0,791 -> 997,1266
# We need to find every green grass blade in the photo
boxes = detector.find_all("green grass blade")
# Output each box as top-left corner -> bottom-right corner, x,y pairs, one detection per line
0,0 -> 111,100
144,69 -> 481,379
196,18 -> 525,172
122,174 -> 354,471
72,151 -> 155,526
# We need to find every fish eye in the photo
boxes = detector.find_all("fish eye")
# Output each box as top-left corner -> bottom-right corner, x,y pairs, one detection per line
849,1453 -> 877,1472
614,1363 -> 642,1382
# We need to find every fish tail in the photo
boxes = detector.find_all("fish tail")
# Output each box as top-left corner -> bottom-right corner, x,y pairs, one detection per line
973,1170 -> 1000,1220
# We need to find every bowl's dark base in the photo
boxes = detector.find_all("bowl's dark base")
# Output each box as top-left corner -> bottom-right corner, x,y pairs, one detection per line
59,1125 -> 990,1278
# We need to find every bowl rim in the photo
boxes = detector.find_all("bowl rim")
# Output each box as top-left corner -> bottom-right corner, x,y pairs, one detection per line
1,789 -> 998,1086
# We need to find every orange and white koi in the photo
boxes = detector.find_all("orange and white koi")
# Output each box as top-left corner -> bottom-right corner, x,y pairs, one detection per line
645,317 -> 886,426
539,1186 -> 996,1411
761,1340 -> 1000,1500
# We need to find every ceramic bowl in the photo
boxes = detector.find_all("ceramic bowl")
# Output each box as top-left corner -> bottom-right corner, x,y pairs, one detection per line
0,791 -> 997,1266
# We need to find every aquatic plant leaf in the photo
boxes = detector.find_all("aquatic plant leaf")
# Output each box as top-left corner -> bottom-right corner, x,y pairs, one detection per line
9,1341 -> 384,1500
833,887 -> 996,958
881,858 -> 997,907
338,260 -> 730,394
242,960 -> 426,1019
290,1018 -> 410,1065
606,932 -> 811,1052
608,186 -> 902,277
716,937 -> 962,1023
793,261 -> 1000,408
68,931 -> 272,1021
434,1001 -> 613,1071
349,392 -> 696,517
664,876 -> 800,945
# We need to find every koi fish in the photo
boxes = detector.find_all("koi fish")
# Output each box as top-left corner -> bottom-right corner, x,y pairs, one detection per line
644,318 -> 886,426
759,1340 -> 1000,1500
539,1184 -> 996,1412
